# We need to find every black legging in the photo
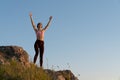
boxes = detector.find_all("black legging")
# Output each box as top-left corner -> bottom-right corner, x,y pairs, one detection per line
34,40 -> 44,67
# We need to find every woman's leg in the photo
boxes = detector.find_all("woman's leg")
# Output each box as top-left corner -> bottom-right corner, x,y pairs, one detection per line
34,41 -> 39,64
39,41 -> 44,67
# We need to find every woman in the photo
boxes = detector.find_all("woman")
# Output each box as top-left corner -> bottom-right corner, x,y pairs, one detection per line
29,13 -> 52,67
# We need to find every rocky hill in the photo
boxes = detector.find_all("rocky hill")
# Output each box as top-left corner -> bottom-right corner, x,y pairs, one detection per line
0,46 -> 78,80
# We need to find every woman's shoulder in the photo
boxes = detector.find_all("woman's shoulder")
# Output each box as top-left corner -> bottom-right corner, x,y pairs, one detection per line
41,29 -> 45,32
34,29 -> 38,33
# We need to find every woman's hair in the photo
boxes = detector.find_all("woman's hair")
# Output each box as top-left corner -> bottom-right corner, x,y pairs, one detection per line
37,23 -> 41,28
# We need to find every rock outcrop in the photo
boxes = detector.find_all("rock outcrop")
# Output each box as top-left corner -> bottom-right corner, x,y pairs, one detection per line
0,46 -> 29,66
45,69 -> 79,80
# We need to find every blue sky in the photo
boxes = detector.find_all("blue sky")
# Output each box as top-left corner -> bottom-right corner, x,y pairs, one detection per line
0,0 -> 120,80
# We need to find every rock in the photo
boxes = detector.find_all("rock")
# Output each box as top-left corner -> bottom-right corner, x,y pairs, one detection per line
44,69 -> 79,80
0,46 -> 29,66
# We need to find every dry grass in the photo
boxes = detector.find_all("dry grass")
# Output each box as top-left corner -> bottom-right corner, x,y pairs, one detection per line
0,60 -> 51,80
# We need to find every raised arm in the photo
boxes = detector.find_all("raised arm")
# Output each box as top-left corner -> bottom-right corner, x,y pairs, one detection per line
43,16 -> 52,31
29,13 -> 37,32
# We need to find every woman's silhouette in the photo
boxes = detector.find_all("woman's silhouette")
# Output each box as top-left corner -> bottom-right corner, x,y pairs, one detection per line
29,13 -> 52,67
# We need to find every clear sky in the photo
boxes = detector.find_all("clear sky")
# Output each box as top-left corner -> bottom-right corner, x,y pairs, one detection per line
0,0 -> 120,80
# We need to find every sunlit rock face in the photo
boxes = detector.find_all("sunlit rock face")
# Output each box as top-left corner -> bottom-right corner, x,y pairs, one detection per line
0,46 -> 29,66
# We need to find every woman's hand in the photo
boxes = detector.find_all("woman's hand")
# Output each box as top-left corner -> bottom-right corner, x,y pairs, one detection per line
49,16 -> 52,20
29,13 -> 32,17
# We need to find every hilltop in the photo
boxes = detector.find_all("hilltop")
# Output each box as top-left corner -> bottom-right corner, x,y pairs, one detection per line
0,46 -> 78,80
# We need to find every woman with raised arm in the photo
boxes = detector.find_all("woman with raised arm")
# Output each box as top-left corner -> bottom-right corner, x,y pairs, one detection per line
29,13 -> 52,67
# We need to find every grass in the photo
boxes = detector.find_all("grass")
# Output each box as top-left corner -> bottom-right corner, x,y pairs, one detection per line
0,60 -> 52,80
0,60 -> 79,80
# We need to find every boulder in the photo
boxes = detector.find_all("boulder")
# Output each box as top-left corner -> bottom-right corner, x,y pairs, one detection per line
45,69 -> 79,80
0,46 -> 29,66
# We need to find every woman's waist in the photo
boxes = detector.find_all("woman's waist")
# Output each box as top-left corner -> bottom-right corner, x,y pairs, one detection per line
36,39 -> 44,42
36,37 -> 44,41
